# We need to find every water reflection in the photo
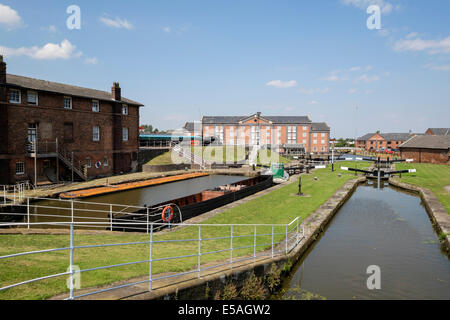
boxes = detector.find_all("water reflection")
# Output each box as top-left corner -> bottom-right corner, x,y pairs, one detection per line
279,182 -> 450,300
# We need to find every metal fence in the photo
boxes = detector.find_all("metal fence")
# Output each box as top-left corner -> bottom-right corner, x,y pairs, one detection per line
1,182 -> 31,205
0,199 -> 304,300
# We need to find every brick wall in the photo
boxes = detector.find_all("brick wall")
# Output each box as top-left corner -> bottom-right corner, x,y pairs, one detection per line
400,148 -> 449,164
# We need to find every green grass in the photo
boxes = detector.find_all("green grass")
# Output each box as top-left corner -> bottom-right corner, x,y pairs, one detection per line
395,163 -> 450,214
147,146 -> 291,165
0,162 -> 360,300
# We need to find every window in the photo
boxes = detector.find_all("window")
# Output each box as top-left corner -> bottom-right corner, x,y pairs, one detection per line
287,126 -> 297,144
321,139 -> 325,144
303,139 -> 307,144
313,139 -> 317,144
15,162 -> 25,175
322,133 -> 326,137
303,126 -> 307,131
86,158 -> 92,168
64,96 -> 72,109
122,104 -> 128,115
103,157 -> 109,167
303,132 -> 307,137
27,91 -> 38,105
93,126 -> 100,141
313,133 -> 317,137
9,89 -> 21,104
92,100 -> 99,112
122,127 -> 129,141
321,147 -> 325,152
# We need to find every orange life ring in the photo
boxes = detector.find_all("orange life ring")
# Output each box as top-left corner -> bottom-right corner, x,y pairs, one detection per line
162,205 -> 174,222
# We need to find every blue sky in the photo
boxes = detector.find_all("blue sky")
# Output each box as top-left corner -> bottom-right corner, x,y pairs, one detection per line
1,0 -> 449,138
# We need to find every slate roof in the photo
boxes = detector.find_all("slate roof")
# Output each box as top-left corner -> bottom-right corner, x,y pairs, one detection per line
5,74 -> 144,106
427,128 -> 450,136
399,135 -> 450,150
356,133 -> 412,141
310,122 -> 330,132
202,114 -> 312,124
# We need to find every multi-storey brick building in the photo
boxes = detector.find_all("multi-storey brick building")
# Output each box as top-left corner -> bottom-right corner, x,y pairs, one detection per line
355,132 -> 414,152
197,113 -> 330,153
0,56 -> 144,185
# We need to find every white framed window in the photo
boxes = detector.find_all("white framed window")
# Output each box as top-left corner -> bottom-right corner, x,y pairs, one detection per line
303,139 -> 307,144
303,126 -> 307,130
92,100 -> 99,112
215,126 -> 224,143
64,96 -> 72,109
86,158 -> 92,168
313,146 -> 317,152
103,157 -> 109,167
303,132 -> 307,137
9,89 -> 21,104
27,91 -> 38,105
287,126 -> 297,144
321,146 -> 325,152
122,104 -> 128,115
122,127 -> 129,141
15,162 -> 25,175
313,133 -> 317,137
322,133 -> 326,137
321,139 -> 325,144
93,126 -> 100,141
313,139 -> 317,144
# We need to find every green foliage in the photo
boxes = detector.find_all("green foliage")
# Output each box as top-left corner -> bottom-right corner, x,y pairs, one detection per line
239,272 -> 268,300
264,264 -> 282,293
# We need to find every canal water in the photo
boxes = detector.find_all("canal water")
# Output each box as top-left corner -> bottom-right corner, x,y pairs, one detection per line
28,175 -> 247,226
280,181 -> 450,300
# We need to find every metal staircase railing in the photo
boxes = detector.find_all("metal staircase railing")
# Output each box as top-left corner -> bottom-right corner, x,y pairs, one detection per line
171,142 -> 207,169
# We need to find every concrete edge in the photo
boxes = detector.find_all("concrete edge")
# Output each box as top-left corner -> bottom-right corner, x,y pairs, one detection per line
388,177 -> 450,251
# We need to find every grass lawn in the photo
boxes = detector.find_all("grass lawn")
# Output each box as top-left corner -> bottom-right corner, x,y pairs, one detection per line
395,163 -> 450,214
147,146 -> 291,166
0,162 -> 361,300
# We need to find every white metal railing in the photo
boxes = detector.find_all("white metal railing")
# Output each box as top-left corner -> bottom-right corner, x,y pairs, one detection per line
1,182 -> 31,205
0,203 -> 305,300
172,142 -> 207,169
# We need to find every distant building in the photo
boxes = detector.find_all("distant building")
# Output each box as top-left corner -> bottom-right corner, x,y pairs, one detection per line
425,128 -> 450,136
355,132 -> 414,151
399,135 -> 450,164
193,113 -> 330,153
0,56 -> 144,185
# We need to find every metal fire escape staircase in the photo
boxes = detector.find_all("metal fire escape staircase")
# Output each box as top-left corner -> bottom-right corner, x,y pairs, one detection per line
171,142 -> 208,169
27,140 -> 88,181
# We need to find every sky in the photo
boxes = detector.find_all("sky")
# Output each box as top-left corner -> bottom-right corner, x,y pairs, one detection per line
0,0 -> 449,138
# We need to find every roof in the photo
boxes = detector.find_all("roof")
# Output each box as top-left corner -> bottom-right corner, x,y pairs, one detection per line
427,128 -> 450,136
202,115 -> 312,124
399,135 -> 450,150
183,121 -> 202,132
356,132 -> 412,141
5,74 -> 144,106
310,122 -> 330,132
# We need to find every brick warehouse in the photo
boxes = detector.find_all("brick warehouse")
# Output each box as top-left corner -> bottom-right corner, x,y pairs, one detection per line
0,56 -> 144,185
189,113 -> 330,153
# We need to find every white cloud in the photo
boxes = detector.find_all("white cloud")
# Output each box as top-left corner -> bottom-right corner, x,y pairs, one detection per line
0,4 -> 23,30
341,0 -> 399,14
349,88 -> 358,94
266,80 -> 297,88
163,26 -> 171,33
84,57 -> 98,65
424,64 -> 450,72
406,32 -> 418,39
309,101 -> 319,105
349,66 -> 361,72
355,74 -> 380,83
323,75 -> 341,81
100,16 -> 133,29
0,39 -> 81,60
393,36 -> 450,54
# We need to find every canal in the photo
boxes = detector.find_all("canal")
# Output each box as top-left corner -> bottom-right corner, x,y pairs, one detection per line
280,181 -> 450,300
28,175 -> 247,226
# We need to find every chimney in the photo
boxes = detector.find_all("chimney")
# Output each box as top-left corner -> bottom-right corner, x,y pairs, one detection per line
112,82 -> 121,101
0,55 -> 6,84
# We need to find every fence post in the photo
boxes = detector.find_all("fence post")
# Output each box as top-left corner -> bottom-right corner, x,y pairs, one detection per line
198,225 -> 202,278
27,197 -> 30,229
71,200 -> 74,224
253,225 -> 257,263
296,219 -> 299,244
271,226 -> 274,258
146,207 -> 149,234
109,204 -> 113,231
69,223 -> 74,300
149,223 -> 153,291
302,223 -> 305,238
230,225 -> 233,270
13,185 -> 16,204
285,224 -> 288,254
3,185 -> 5,205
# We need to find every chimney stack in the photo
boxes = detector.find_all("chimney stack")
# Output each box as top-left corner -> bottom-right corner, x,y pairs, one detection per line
0,55 -> 6,84
112,82 -> 121,101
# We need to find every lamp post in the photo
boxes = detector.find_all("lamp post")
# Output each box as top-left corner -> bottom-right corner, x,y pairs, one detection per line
298,175 -> 303,196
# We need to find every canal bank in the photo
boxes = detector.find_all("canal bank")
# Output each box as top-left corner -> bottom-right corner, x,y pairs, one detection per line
48,174 -> 365,300
389,177 -> 450,251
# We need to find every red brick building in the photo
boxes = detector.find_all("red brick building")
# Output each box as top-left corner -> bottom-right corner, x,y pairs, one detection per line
425,128 -> 450,136
199,113 -> 330,153
399,135 -> 450,164
0,56 -> 144,185
355,132 -> 414,152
